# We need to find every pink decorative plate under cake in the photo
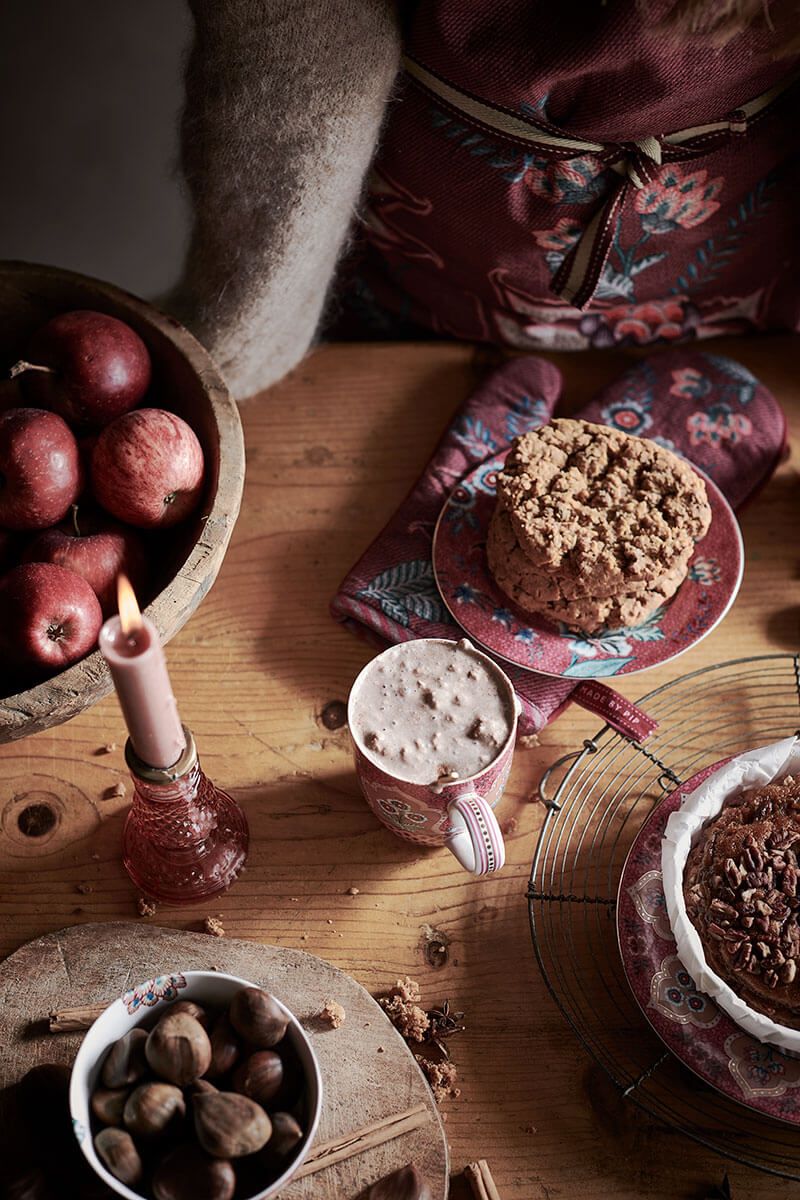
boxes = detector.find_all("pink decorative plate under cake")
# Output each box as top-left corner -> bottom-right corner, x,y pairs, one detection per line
432,452 -> 743,679
616,762 -> 800,1127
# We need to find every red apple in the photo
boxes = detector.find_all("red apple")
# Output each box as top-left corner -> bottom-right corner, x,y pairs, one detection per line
10,310 -> 151,429
0,562 -> 102,671
0,407 -> 81,530
24,509 -> 147,616
91,408 -> 205,528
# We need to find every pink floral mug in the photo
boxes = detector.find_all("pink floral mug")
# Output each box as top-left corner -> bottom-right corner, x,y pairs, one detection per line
347,638 -> 520,874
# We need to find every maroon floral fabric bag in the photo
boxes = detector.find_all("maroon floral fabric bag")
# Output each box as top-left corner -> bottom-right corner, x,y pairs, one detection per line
352,2 -> 800,350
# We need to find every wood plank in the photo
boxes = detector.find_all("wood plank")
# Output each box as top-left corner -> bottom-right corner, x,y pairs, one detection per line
0,335 -> 798,1199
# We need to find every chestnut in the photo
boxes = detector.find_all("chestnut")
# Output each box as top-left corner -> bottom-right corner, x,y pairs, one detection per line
206,1014 -> 240,1079
90,1086 -> 129,1127
166,999 -> 209,1029
146,1012 -> 212,1085
263,1111 -> 303,1160
231,1050 -> 283,1107
94,1128 -> 143,1187
229,987 -> 289,1049
123,1082 -> 186,1137
101,1028 -> 148,1089
191,1078 -> 218,1096
152,1143 -> 235,1200
193,1091 -> 271,1158
365,1164 -> 432,1200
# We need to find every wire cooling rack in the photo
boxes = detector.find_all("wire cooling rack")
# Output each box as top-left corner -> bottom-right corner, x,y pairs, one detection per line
528,654 -> 800,1179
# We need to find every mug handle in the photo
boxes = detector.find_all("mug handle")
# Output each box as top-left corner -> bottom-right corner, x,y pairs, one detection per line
446,793 -> 506,875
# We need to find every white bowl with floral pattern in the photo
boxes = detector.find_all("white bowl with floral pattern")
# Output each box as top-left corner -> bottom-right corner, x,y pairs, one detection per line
69,969 -> 323,1200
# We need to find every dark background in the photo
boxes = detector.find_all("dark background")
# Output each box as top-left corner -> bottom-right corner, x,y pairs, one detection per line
0,2 -> 190,297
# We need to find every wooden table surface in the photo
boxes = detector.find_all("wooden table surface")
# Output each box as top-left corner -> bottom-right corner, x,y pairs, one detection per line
0,335 -> 798,1199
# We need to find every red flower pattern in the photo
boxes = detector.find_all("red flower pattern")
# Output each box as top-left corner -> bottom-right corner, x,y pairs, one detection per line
634,165 -> 723,233
604,298 -> 688,343
532,217 -> 582,252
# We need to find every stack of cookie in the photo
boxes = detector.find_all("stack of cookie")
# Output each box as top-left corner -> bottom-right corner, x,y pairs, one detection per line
487,418 -> 712,634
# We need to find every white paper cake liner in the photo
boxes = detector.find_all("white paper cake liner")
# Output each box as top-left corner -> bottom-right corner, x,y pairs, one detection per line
661,735 -> 800,1052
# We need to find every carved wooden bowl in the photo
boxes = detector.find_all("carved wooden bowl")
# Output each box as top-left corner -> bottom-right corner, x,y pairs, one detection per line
0,262 -> 245,742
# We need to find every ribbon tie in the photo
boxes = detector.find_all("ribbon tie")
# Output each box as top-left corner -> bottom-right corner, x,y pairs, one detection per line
402,55 -> 800,311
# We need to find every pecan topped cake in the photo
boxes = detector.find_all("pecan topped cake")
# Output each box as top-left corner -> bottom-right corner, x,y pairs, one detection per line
684,776 -> 800,1028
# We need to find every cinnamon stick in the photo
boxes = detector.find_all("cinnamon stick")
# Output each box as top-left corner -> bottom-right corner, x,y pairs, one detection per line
49,1002 -> 107,1032
465,1160 -> 502,1200
293,1102 -> 430,1179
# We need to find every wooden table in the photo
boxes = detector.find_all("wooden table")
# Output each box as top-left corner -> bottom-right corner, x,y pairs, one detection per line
0,335 -> 798,1200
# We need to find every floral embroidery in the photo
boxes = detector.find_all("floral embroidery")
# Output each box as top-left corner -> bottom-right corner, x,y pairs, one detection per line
524,155 -> 610,204
505,393 -> 551,441
580,298 -> 696,348
364,168 -> 443,266
357,560 -> 444,627
123,974 -> 187,1014
687,404 -> 753,446
670,367 -> 709,400
533,217 -> 583,252
634,166 -> 723,234
452,415 -> 498,458
601,398 -> 653,435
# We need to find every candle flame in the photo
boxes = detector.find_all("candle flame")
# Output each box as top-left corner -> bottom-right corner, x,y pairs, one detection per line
117,574 -> 143,635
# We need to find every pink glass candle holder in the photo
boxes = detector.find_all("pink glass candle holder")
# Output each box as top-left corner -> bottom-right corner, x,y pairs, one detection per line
122,726 -> 249,905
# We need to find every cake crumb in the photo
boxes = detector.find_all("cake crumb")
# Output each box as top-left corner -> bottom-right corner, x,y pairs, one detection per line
377,1046 -> 385,1053
522,1123 -> 537,1134
346,886 -> 360,896
76,883 -> 93,895
501,816 -> 519,837
95,742 -> 118,755
379,994 -> 429,1042
318,999 -> 346,1029
391,976 -> 422,1003
518,734 -> 540,750
103,781 -> 127,801
415,1056 -> 460,1104
202,916 -> 225,938
137,896 -> 158,918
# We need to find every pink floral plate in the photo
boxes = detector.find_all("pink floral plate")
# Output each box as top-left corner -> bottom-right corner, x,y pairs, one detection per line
616,761 -> 800,1126
431,452 -> 743,678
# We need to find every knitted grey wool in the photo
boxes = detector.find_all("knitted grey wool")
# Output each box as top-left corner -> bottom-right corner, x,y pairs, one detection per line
170,0 -> 400,399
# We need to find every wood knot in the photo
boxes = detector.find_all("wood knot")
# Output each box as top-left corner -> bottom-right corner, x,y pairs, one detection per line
17,802 -> 57,837
320,700 -> 347,731
420,924 -> 450,969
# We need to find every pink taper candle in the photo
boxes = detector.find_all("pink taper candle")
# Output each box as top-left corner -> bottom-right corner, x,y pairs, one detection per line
99,575 -> 186,769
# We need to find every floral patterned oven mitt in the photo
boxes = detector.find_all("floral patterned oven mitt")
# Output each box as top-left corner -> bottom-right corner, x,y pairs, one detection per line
331,350 -> 785,739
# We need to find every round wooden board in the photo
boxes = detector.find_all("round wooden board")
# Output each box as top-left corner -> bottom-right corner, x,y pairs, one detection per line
0,922 -> 448,1199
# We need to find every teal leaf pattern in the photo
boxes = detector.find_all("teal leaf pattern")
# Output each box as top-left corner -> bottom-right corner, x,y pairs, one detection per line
563,656 -> 634,678
357,559 -> 444,627
670,174 -> 777,296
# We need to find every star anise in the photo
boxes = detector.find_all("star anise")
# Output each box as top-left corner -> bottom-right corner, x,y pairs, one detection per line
423,999 -> 465,1060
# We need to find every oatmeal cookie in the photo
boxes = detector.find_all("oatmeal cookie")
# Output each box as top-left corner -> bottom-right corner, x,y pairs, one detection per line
487,505 -> 692,633
684,776 -> 800,1029
487,506 -> 691,604
495,419 -> 710,591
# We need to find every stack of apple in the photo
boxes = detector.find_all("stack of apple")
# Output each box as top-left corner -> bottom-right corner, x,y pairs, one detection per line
0,310 -> 205,687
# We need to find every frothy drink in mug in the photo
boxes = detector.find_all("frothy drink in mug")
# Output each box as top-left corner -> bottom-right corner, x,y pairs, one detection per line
350,638 -> 513,787
348,638 -> 519,875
